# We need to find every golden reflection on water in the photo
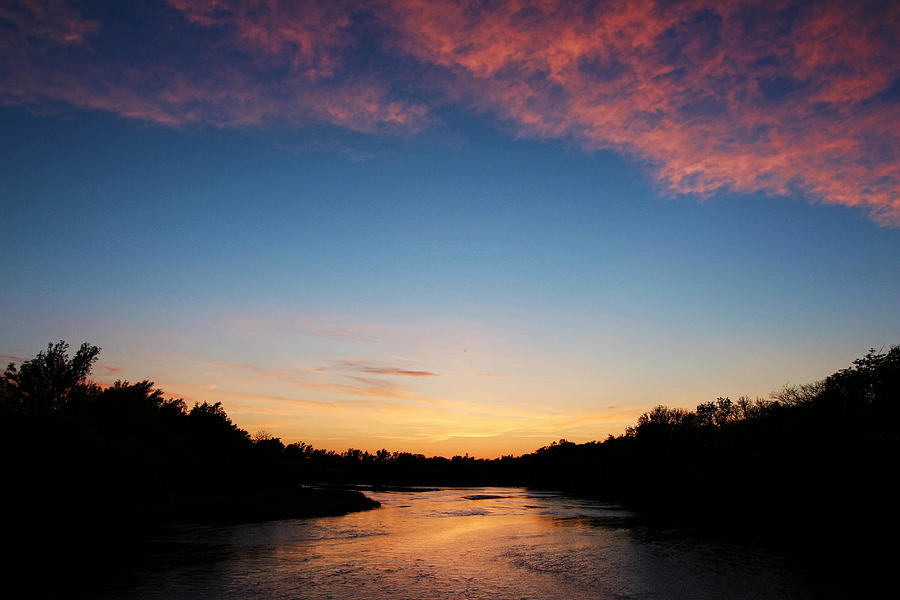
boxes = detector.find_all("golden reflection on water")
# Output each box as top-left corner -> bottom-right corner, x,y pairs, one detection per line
111,488 -> 810,599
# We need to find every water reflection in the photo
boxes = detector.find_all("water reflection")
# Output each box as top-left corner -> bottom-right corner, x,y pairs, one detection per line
104,488 -> 811,599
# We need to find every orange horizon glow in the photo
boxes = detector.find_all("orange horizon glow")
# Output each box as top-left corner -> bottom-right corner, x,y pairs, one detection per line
78,310 -> 848,459
92,370 -> 647,459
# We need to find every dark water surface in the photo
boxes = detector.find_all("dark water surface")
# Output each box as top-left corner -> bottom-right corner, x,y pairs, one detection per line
103,487 -> 813,599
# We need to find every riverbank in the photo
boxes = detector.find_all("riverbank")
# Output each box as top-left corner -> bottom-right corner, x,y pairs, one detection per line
131,485 -> 381,527
9,484 -> 381,596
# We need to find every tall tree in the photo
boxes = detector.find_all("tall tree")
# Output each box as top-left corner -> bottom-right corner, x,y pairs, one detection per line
0,340 -> 100,415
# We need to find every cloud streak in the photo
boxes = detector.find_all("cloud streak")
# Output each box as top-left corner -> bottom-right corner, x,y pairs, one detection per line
1,0 -> 428,131
2,0 -> 899,223
388,0 -> 900,224
334,360 -> 438,377
361,368 -> 438,377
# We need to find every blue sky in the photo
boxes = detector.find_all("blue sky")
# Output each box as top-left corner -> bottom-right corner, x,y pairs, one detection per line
2,0 -> 899,456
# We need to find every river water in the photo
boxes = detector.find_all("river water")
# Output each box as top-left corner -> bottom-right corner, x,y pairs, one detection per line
104,487 -> 813,599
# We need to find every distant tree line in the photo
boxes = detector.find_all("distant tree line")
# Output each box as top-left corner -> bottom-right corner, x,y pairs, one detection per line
3,341 -> 898,547
227,346 -> 900,539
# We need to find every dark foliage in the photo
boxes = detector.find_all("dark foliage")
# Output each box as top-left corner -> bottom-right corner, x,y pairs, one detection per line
5,342 -> 897,525
3,341 -> 897,593
273,346 -> 899,540
1,341 -> 380,592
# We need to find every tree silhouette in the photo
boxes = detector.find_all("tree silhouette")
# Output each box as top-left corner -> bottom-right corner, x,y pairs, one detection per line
1,340 -> 99,415
3,336 -> 897,591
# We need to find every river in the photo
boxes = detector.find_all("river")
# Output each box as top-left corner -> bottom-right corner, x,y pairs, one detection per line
103,487 -> 813,599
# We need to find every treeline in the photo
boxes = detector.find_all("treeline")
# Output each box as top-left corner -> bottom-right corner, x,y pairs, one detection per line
0,341 -> 378,539
3,341 -> 898,541
219,346 -> 900,536
5,341 -> 896,594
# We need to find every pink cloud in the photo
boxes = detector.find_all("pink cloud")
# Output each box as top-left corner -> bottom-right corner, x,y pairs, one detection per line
1,0 -> 428,132
388,0 -> 900,223
167,0 -> 352,80
0,0 -> 97,46
2,1 -> 899,223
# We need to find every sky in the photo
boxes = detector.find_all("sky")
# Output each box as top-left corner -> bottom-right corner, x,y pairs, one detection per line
1,0 -> 899,457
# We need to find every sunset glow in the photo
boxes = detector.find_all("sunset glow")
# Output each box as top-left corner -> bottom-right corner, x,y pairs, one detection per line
2,0 -> 899,457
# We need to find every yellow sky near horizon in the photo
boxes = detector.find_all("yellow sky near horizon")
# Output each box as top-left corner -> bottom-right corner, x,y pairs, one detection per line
75,311 -> 862,458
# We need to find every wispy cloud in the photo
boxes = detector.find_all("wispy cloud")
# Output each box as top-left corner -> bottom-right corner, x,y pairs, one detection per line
94,362 -> 125,377
222,316 -> 385,343
3,0 -> 898,223
388,0 -> 900,224
360,367 -> 438,377
333,360 -> 438,378
0,353 -> 28,366
0,0 -> 97,47
140,351 -> 440,405
1,0 -> 428,131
